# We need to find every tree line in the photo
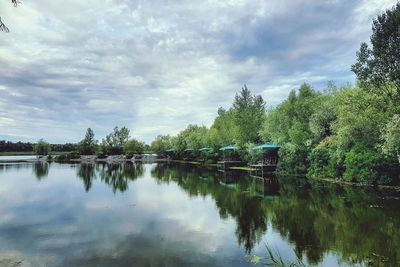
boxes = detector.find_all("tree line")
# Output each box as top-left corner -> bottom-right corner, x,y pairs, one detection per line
0,140 -> 77,153
150,4 -> 400,185
1,3 -> 399,185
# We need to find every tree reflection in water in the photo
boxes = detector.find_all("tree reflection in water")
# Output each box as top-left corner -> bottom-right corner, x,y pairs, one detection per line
33,162 -> 49,180
23,162 -> 400,266
151,163 -> 275,253
77,163 -> 97,191
151,163 -> 400,266
75,162 -> 144,193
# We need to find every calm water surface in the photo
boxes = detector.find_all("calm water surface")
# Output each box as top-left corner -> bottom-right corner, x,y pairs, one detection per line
0,162 -> 399,267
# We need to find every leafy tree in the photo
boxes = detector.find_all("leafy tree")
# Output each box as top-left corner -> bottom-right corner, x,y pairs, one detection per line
206,108 -> 237,148
184,125 -> 208,150
33,139 -> 51,155
171,124 -> 207,152
351,3 -> 400,99
260,83 -> 321,173
232,85 -> 265,146
151,135 -> 172,154
332,87 -> 387,151
123,138 -> 145,157
79,128 -> 97,155
343,149 -> 381,185
101,126 -> 131,155
309,97 -> 336,142
381,114 -> 400,163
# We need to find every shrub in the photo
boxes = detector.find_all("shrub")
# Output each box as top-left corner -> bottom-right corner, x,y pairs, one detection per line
308,147 -> 331,178
343,149 -> 392,185
55,151 -> 80,162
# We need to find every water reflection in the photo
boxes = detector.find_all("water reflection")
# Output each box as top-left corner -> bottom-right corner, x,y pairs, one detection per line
150,163 -> 400,265
98,163 -> 144,193
33,162 -> 49,180
151,164 -> 276,253
77,163 -> 96,191
76,162 -> 145,193
0,162 -> 399,266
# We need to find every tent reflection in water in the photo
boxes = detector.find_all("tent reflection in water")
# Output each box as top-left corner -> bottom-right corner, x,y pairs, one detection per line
251,144 -> 280,177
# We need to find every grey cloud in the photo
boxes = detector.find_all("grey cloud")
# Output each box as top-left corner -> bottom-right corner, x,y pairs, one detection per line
0,0 -> 397,143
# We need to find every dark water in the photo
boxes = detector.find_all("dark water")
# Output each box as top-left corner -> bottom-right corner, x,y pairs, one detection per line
0,162 -> 399,267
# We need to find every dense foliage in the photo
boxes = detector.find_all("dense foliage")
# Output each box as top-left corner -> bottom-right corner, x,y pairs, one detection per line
100,126 -> 131,155
150,86 -> 266,161
147,4 -> 400,185
123,138 -> 146,158
33,139 -> 51,156
0,140 -> 77,153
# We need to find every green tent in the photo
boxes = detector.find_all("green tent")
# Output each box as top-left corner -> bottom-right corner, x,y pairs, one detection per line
219,145 -> 238,151
253,144 -> 279,151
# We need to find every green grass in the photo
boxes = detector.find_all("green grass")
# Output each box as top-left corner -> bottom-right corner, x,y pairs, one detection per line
264,245 -> 307,267
247,244 -> 307,266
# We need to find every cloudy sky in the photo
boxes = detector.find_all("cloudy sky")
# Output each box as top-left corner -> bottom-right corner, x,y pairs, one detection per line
0,0 -> 397,144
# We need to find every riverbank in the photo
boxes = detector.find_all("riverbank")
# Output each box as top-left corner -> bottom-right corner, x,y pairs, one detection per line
314,177 -> 400,192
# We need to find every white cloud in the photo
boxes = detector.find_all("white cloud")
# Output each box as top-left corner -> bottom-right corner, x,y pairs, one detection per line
0,0 -> 397,143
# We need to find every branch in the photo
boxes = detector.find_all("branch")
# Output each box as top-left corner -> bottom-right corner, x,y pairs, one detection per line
0,17 -> 10,32
1,1 -> 20,33
12,0 -> 20,7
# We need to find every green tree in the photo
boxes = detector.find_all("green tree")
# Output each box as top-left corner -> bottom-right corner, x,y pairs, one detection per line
232,85 -> 265,146
260,83 -> 321,173
101,126 -> 131,155
123,138 -> 145,157
351,3 -> 400,99
171,124 -> 208,152
151,135 -> 172,154
206,108 -> 237,148
382,114 -> 400,163
79,128 -> 97,155
33,139 -> 51,156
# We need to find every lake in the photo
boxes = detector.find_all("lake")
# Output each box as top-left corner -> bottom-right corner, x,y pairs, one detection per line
0,162 -> 399,266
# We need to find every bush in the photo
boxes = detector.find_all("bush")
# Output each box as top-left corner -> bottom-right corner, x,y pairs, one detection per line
343,149 -> 392,185
277,143 -> 310,174
55,151 -> 80,162
34,139 -> 51,155
308,147 -> 331,178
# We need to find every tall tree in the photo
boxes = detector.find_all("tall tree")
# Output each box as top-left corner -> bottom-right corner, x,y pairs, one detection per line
351,3 -> 400,100
232,85 -> 265,146
206,108 -> 237,148
33,139 -> 51,156
101,126 -> 131,155
79,128 -> 97,155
